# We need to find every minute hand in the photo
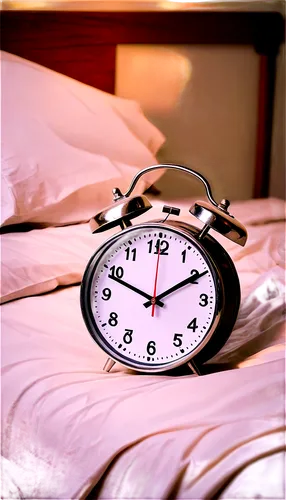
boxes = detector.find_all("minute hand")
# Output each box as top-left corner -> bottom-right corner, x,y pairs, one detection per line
143,270 -> 208,308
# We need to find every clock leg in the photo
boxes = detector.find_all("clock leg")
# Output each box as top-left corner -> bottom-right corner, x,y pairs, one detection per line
187,360 -> 201,376
103,358 -> 116,372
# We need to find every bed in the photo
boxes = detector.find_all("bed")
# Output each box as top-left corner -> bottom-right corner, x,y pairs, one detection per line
1,4 -> 285,499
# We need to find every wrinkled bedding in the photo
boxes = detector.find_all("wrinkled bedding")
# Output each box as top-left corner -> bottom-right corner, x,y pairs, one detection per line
1,197 -> 285,499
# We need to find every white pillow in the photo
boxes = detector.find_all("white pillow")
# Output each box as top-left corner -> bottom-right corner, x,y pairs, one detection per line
1,51 -> 165,227
0,223 -> 97,304
0,204 -> 164,304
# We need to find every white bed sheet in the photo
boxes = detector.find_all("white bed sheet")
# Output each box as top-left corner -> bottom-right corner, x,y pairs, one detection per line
1,197 -> 285,499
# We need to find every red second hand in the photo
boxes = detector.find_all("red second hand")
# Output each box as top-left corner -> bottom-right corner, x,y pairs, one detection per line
151,243 -> 161,317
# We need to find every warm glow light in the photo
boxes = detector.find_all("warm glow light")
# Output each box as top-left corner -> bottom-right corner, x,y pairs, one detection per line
116,46 -> 192,114
2,0 -> 51,7
158,1 -> 184,10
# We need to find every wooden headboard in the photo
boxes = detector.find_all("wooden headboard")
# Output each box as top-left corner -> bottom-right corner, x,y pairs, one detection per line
1,9 -> 284,198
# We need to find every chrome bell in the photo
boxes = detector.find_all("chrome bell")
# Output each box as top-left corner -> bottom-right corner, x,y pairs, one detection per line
89,188 -> 152,233
190,199 -> 247,246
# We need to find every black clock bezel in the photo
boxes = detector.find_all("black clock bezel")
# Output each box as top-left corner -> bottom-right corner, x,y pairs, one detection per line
80,222 -> 230,373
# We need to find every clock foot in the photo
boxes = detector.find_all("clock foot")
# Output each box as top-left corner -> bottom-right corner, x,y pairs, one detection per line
103,358 -> 116,372
188,360 -> 201,376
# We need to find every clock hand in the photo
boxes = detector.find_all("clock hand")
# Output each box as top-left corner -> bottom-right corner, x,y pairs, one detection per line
143,270 -> 208,308
151,243 -> 161,317
108,274 -> 164,307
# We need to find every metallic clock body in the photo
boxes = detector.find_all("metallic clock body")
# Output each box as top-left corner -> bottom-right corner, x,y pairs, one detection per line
80,164 -> 246,375
81,219 -> 240,373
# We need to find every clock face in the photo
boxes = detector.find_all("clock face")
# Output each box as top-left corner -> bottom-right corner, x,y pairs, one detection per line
82,224 -> 221,371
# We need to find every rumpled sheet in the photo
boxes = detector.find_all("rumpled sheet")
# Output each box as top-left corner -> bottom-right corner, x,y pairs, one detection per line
1,197 -> 285,499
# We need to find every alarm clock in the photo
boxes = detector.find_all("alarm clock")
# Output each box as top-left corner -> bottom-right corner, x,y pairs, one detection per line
80,164 -> 247,376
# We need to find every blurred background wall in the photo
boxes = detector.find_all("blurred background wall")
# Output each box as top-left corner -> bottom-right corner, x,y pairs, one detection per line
116,44 -> 284,201
269,43 -> 285,201
3,0 -> 284,201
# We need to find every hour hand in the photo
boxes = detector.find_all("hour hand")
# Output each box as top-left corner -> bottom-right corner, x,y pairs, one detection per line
143,270 -> 208,308
108,274 -> 164,307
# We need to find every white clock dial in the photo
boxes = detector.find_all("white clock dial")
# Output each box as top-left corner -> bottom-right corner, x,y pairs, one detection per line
86,224 -> 220,370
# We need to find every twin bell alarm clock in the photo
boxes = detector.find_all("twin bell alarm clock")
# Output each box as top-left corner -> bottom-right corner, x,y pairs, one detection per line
80,164 -> 247,376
